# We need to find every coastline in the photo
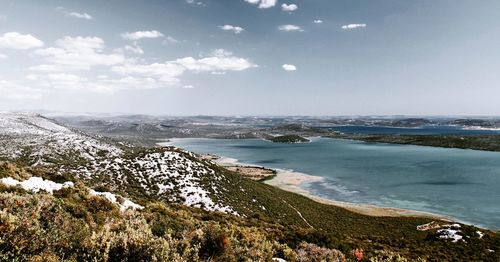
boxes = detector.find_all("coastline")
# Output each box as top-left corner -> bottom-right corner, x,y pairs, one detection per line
210,150 -> 446,219
265,170 -> 445,218
161,139 -> 448,219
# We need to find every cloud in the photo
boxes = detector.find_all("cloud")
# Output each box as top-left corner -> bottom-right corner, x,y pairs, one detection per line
220,25 -> 245,34
0,79 -> 43,100
56,7 -> 93,20
182,85 -> 195,89
282,64 -> 297,71
121,30 -> 164,40
111,49 -> 256,89
33,36 -> 124,70
28,36 -> 255,94
29,64 -> 62,72
341,24 -> 367,30
313,20 -> 323,24
186,0 -> 206,7
278,25 -> 303,32
0,54 -> 7,59
25,74 -> 39,80
245,0 -> 277,9
281,3 -> 298,12
26,72 -> 162,94
67,12 -> 93,20
0,32 -> 44,49
175,49 -> 256,72
124,44 -> 144,54
115,42 -> 144,55
163,36 -> 180,44
111,62 -> 185,85
46,73 -> 88,90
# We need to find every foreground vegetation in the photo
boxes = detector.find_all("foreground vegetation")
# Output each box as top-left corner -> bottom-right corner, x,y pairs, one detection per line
0,162 -> 340,261
1,162 -> 499,261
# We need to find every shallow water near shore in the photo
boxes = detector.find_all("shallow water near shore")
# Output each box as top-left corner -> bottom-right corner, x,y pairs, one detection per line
167,138 -> 500,229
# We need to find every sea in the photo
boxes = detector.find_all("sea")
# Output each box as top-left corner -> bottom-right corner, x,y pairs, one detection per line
168,126 -> 500,229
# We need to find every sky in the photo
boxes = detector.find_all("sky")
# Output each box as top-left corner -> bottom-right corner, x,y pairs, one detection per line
1,0 -> 500,116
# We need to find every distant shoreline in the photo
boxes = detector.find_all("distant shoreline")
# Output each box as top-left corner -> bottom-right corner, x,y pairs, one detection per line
326,133 -> 500,152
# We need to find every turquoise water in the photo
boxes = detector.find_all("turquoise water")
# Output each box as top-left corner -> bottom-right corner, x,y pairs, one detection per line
169,138 -> 500,229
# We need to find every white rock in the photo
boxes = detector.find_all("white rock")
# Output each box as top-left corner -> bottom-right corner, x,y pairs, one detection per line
0,176 -> 73,194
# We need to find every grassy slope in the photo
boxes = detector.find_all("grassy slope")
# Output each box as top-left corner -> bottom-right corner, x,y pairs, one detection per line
0,162 -> 347,261
200,164 -> 500,261
2,148 -> 500,261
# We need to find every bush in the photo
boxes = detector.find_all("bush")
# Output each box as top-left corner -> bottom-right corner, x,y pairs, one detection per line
199,225 -> 230,259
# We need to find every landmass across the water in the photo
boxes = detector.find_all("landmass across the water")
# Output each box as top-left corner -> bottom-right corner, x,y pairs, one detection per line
55,114 -> 500,151
268,134 -> 310,143
325,133 -> 500,152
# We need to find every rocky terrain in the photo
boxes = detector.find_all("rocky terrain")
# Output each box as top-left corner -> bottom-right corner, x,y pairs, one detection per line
1,112 -> 499,261
0,112 -> 236,214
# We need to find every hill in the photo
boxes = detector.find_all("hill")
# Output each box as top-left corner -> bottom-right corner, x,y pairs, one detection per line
1,112 -> 499,261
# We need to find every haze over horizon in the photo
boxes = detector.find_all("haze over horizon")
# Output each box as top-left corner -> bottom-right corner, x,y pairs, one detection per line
1,0 -> 500,116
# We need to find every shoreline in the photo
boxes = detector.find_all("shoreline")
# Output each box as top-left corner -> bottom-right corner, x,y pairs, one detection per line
210,151 -> 446,219
161,139 -> 449,219
265,170 -> 446,218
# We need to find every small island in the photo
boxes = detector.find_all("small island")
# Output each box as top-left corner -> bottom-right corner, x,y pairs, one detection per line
269,134 -> 310,143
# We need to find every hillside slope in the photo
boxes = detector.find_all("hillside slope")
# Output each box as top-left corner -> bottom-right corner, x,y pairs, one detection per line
1,112 -> 499,261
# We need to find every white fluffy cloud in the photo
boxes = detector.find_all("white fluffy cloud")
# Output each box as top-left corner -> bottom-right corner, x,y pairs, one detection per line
111,62 -> 185,85
220,25 -> 245,34
282,64 -> 297,71
26,35 -> 255,94
281,3 -> 298,12
33,36 -> 124,71
121,30 -> 164,40
245,0 -> 277,9
314,20 -> 323,24
0,32 -> 44,49
112,49 -> 256,84
278,25 -> 303,32
175,49 -> 256,72
38,49 -> 256,93
341,24 -> 367,30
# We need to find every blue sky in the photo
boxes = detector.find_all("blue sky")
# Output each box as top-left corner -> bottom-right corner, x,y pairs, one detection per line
1,0 -> 499,115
